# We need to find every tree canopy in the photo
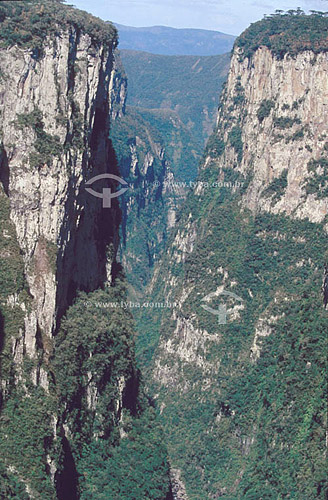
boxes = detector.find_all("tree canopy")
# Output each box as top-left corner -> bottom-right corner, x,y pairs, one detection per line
236,11 -> 328,59
0,0 -> 117,53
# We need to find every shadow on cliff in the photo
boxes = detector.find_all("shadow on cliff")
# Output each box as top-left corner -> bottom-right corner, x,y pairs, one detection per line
53,79 -> 126,500
55,434 -> 79,500
0,310 -> 4,411
0,146 -> 9,196
55,118 -> 123,324
166,486 -> 174,500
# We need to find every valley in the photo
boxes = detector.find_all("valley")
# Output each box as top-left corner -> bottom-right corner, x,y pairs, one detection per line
0,2 -> 327,499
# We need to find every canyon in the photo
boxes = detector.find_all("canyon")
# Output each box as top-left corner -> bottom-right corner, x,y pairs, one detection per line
0,2 -> 327,499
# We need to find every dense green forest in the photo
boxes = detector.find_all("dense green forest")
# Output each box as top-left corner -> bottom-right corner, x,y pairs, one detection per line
54,285 -> 171,499
137,161 -> 328,500
0,268 -> 172,497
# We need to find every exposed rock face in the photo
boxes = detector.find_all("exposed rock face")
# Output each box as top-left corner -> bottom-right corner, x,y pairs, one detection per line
0,28 -> 120,374
141,37 -> 328,499
171,468 -> 189,500
152,44 -> 328,383
0,24 -> 125,496
214,47 -> 328,223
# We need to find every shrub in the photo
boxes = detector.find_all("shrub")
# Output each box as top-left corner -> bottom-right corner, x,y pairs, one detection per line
0,0 -> 117,55
257,99 -> 275,122
16,108 -> 62,167
292,96 -> 305,110
232,80 -> 245,106
273,116 -> 301,129
304,157 -> 328,198
228,126 -> 243,162
290,128 -> 305,141
205,132 -> 225,158
263,169 -> 288,203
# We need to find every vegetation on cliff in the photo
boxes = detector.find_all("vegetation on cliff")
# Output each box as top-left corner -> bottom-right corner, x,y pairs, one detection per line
1,3 -> 327,499
135,13 -> 328,499
0,0 -> 117,53
0,184 -> 57,497
111,106 -> 169,292
0,2 -> 171,498
115,50 -> 230,293
54,282 -> 172,499
0,267 -> 172,498
137,162 -> 328,498
236,10 -> 328,59
16,109 -> 63,167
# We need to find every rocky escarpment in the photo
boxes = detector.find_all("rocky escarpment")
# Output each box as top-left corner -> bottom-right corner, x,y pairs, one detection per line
0,22 -> 121,365
0,15 -> 121,498
210,46 -> 328,223
138,12 -> 328,500
0,2 -> 171,499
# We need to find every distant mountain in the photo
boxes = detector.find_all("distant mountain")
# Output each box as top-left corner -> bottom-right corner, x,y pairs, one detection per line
114,23 -> 236,56
120,49 -> 230,144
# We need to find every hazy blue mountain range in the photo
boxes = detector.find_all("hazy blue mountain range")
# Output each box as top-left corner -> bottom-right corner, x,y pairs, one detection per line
114,23 -> 236,55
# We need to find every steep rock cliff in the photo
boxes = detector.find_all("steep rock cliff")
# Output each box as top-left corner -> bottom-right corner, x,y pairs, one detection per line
0,2 -> 171,498
138,13 -> 328,499
210,46 -> 328,223
0,17 -> 120,373
0,11 -> 120,497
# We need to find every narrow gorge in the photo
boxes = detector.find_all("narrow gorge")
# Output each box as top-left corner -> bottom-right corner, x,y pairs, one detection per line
0,2 -> 327,500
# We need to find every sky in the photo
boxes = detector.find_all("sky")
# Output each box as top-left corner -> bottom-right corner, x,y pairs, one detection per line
69,0 -> 328,36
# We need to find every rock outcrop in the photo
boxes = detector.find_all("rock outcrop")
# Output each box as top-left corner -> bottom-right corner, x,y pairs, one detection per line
212,46 -> 328,223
